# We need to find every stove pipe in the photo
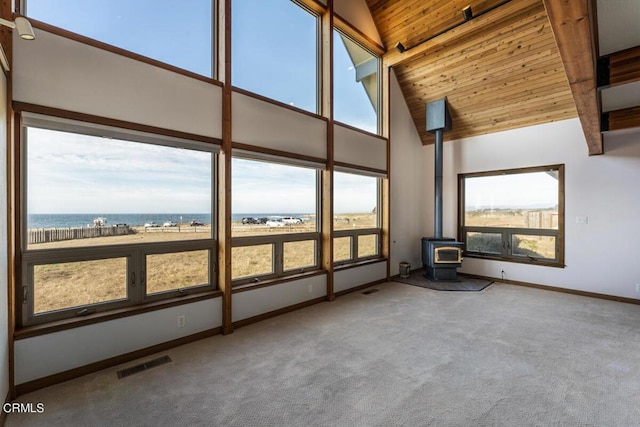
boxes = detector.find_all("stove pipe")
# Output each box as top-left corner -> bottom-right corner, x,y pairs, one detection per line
426,98 -> 451,238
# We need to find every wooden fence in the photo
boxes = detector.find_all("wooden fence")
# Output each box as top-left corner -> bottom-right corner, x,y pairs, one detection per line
28,225 -> 132,245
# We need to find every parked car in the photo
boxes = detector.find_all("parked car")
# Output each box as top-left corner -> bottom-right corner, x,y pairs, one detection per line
256,217 -> 268,224
190,220 -> 205,226
282,216 -> 302,224
242,217 -> 260,225
266,219 -> 285,227
144,222 -> 159,228
163,221 -> 177,227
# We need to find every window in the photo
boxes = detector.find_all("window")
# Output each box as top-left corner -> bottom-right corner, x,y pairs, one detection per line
231,156 -> 320,284
21,115 -> 217,326
333,171 -> 381,264
232,0 -> 319,113
23,0 -> 214,78
333,29 -> 380,134
459,165 -> 564,266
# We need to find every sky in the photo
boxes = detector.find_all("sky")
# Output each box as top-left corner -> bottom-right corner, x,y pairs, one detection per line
465,172 -> 559,211
24,0 -> 380,214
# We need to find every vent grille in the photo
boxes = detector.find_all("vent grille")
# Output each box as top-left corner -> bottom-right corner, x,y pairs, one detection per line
117,355 -> 172,379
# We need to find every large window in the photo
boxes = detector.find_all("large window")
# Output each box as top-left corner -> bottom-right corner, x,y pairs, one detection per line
333,171 -> 381,265
232,0 -> 319,113
459,165 -> 564,266
333,29 -> 380,134
231,156 -> 319,284
21,115 -> 217,326
23,0 -> 214,77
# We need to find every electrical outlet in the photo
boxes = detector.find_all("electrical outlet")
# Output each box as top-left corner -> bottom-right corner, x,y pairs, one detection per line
308,284 -> 313,294
177,315 -> 186,328
635,284 -> 640,293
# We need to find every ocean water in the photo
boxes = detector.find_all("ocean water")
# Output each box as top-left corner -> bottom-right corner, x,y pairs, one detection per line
28,213 -> 312,229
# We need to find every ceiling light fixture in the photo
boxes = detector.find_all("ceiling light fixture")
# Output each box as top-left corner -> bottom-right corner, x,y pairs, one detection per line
0,16 -> 36,40
462,6 -> 473,21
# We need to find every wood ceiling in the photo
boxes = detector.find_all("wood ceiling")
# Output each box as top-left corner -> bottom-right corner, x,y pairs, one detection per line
367,0 -> 578,145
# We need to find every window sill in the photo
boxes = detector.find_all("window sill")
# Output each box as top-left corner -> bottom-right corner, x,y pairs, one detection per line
232,270 -> 328,293
15,290 -> 223,340
334,257 -> 387,272
464,253 -> 565,268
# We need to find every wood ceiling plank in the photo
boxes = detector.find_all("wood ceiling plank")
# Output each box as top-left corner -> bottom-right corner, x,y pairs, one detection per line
609,45 -> 640,87
607,106 -> 640,131
542,0 -> 602,155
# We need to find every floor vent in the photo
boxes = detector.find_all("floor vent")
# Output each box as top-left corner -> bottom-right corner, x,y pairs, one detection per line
117,355 -> 172,379
362,289 -> 380,295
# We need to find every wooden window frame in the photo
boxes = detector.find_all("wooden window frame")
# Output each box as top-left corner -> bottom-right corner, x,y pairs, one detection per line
458,164 -> 565,268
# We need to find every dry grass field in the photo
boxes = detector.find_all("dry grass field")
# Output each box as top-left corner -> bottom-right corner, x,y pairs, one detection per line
30,214 -> 378,314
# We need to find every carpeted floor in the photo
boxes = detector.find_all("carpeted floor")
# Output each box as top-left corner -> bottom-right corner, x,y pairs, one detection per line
7,281 -> 640,426
392,269 -> 493,291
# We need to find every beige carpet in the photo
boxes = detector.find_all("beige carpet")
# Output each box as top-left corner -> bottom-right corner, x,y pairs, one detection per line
7,281 -> 640,426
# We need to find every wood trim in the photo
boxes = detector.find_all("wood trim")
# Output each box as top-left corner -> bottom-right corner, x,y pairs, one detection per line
542,0 -> 602,155
608,45 -> 640,87
232,142 -> 327,166
333,120 -> 386,140
232,297 -> 326,329
296,0 -> 328,15
219,0 -> 233,336
333,12 -> 385,56
27,19 -> 222,86
607,106 -> 640,132
334,278 -> 385,298
333,257 -> 387,272
231,86 -> 328,122
232,270 -> 328,294
12,102 -> 222,145
459,273 -> 640,306
15,327 -> 222,397
333,161 -> 386,176
14,291 -> 222,340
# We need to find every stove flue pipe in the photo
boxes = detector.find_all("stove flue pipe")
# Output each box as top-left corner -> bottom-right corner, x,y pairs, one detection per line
425,98 -> 452,240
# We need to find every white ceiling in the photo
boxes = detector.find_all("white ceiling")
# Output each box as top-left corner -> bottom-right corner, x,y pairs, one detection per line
597,0 -> 640,55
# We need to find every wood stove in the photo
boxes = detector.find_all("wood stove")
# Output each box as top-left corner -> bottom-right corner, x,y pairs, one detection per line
421,98 -> 464,281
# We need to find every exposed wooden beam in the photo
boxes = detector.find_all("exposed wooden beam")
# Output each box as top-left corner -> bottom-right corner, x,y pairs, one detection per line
542,0 -> 603,155
609,45 -> 640,87
606,106 -> 640,132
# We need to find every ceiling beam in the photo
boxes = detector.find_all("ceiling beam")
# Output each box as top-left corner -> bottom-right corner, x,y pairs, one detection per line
606,45 -> 640,87
542,0 -> 603,155
605,106 -> 640,132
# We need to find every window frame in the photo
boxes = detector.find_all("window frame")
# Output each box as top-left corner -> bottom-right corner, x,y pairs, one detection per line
19,113 -> 219,327
333,173 -> 383,266
332,26 -> 382,135
20,0 -> 218,81
458,164 -> 565,267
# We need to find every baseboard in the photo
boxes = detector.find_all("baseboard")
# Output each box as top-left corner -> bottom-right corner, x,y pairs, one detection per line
0,390 -> 9,425
459,273 -> 640,305
232,297 -> 326,329
334,279 -> 386,298
15,327 -> 221,397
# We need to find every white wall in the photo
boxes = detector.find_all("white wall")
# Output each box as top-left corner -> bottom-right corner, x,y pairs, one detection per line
389,71 -> 429,275
334,0 -> 383,46
0,70 -> 9,401
14,298 -> 222,384
424,118 -> 640,299
334,261 -> 387,293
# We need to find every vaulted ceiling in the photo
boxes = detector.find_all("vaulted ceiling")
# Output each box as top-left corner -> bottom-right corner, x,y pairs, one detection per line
366,0 -> 640,155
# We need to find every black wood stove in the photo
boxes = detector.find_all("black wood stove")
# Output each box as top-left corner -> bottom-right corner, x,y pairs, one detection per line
421,98 -> 464,281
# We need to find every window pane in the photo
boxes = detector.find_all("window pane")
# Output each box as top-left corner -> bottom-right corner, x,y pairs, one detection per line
357,234 -> 378,258
334,172 -> 379,230
232,0 -> 317,112
232,244 -> 274,280
333,236 -> 352,262
333,30 -> 379,133
283,240 -> 316,271
33,258 -> 127,314
466,232 -> 502,254
464,171 -> 559,229
26,128 -> 212,250
146,250 -> 209,295
232,158 -> 317,237
25,0 -> 214,77
512,235 -> 556,260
